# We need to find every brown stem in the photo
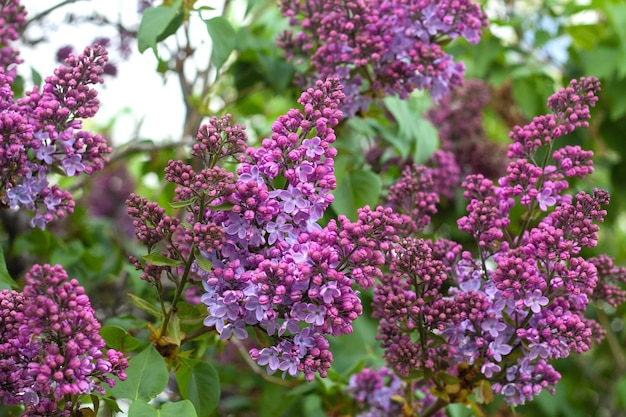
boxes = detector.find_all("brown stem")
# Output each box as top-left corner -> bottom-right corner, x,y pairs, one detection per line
181,325 -> 215,344
24,0 -> 84,28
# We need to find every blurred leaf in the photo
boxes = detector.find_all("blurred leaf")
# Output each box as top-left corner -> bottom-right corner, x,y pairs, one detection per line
383,95 -> 438,163
142,252 -> 184,267
205,16 -> 237,71
412,116 -> 439,164
605,2 -> 626,45
302,395 -> 325,417
100,325 -> 142,352
332,169 -> 382,221
128,293 -> 163,318
166,312 -> 181,346
128,399 -> 198,417
109,345 -> 169,401
137,0 -> 183,53
512,77 -> 541,119
258,54 -> 294,91
50,240 -> 85,267
0,247 -> 17,290
176,360 -> 221,417
580,47 -> 619,79
616,374 -> 626,410
194,251 -> 213,272
30,66 -> 42,88
101,396 -> 123,413
169,199 -> 195,208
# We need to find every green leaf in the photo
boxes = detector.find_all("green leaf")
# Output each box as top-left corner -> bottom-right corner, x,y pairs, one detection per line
30,66 -> 42,88
194,250 -> 213,272
205,16 -> 237,71
605,2 -> 626,45
101,396 -> 123,413
100,325 -> 142,352
137,0 -> 183,53
383,95 -> 439,163
0,247 -> 17,290
50,240 -> 85,267
128,399 -> 198,417
412,116 -> 439,164
142,252 -> 184,267
302,395 -> 325,417
169,199 -> 196,209
176,360 -> 221,417
166,312 -> 181,346
207,202 -> 235,212
331,169 -> 382,221
580,47 -> 619,79
258,54 -> 294,91
127,293 -> 163,318
109,345 -> 169,401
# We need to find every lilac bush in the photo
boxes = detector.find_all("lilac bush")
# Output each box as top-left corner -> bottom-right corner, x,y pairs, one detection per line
2,0 -> 626,416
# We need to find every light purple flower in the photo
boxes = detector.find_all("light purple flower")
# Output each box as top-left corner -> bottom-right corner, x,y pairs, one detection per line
319,281 -> 341,303
489,335 -> 513,362
265,214 -> 294,245
302,137 -> 325,159
481,361 -> 501,378
256,347 -> 280,373
481,318 -> 507,338
278,353 -> 300,377
524,289 -> 549,314
62,154 -> 85,176
537,187 -> 557,211
305,303 -> 327,326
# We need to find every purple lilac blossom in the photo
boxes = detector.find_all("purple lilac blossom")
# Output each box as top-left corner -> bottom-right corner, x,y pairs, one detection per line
277,0 -> 488,116
0,264 -> 127,415
1,29 -> 111,228
196,79 -> 410,381
374,77 -> 618,406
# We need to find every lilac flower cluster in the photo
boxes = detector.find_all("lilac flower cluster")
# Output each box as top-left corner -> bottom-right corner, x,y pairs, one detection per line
278,0 -> 488,116
1,37 -> 111,228
0,264 -> 127,416
192,79 -> 408,381
0,0 -> 25,72
126,80 -> 406,380
126,116 -> 242,285
372,77 -> 622,406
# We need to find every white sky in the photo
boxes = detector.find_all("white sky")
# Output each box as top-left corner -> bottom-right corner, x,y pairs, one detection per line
18,0 -> 221,145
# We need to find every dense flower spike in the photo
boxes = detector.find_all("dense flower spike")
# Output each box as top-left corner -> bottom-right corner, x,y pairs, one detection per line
0,264 -> 127,415
198,79 -> 408,380
1,41 -> 112,228
278,0 -> 489,115
373,77 -> 618,406
127,79 -> 404,380
0,0 -> 26,71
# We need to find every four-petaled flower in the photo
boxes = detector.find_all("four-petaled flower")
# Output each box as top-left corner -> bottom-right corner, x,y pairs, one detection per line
537,187 -> 557,211
524,289 -> 549,314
